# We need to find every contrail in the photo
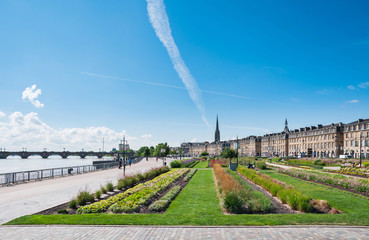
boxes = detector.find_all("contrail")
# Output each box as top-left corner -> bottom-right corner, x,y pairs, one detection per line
81,72 -> 250,100
146,0 -> 210,127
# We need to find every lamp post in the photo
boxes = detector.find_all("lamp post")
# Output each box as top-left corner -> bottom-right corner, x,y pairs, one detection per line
122,136 -> 127,176
359,133 -> 362,167
236,135 -> 239,166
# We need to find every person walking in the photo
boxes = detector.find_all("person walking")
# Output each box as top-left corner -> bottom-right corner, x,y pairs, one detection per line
129,159 -> 132,167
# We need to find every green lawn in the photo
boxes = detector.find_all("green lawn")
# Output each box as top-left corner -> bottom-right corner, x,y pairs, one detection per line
192,161 -> 209,168
6,170 -> 369,225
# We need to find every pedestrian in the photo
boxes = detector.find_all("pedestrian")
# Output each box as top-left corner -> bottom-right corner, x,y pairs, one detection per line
118,159 -> 122,169
129,159 -> 132,167
156,157 -> 158,162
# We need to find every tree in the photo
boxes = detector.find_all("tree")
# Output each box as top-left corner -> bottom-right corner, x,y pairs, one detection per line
154,143 -> 170,157
220,147 -> 238,164
200,151 -> 209,159
144,147 -> 151,161
149,146 -> 155,157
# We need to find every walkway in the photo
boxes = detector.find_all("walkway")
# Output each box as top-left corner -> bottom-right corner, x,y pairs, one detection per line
0,158 -> 172,224
0,226 -> 368,239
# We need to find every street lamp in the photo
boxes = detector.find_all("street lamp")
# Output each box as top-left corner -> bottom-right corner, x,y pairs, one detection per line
359,133 -> 363,167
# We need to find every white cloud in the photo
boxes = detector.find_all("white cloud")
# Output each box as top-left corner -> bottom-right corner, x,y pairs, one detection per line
191,138 -> 198,142
358,82 -> 369,89
0,112 -> 151,151
141,134 -> 152,139
346,100 -> 359,103
146,0 -> 210,127
348,85 -> 356,90
0,111 -> 5,118
22,84 -> 44,108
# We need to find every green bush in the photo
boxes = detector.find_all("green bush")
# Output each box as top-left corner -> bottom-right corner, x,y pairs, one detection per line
106,182 -> 114,192
170,160 -> 181,168
223,192 -> 244,213
313,159 -> 321,165
58,209 -> 68,214
68,199 -> 77,209
184,169 -> 197,181
95,190 -> 101,199
148,200 -> 168,212
136,174 -> 144,182
149,185 -> 182,212
363,162 -> 369,167
76,191 -> 94,206
255,161 -> 267,170
100,186 -> 107,194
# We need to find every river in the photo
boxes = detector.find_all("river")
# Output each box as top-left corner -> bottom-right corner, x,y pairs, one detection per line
0,156 -> 114,174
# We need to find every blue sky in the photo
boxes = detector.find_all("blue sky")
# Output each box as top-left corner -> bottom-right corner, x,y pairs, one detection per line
0,0 -> 368,151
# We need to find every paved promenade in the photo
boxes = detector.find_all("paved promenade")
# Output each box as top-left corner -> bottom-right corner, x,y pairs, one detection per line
0,226 -> 368,239
0,158 -> 171,224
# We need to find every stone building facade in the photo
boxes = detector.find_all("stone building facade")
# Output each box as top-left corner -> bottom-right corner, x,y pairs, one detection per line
288,123 -> 344,158
181,117 -> 369,159
343,119 -> 369,158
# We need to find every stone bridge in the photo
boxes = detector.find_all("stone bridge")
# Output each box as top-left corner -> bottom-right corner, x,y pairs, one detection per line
0,151 -> 109,159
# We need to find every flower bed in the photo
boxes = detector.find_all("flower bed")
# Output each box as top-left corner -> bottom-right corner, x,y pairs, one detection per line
184,169 -> 197,181
210,159 -> 227,167
213,164 -> 272,213
170,159 -> 199,168
326,167 -> 369,178
278,168 -> 369,195
77,168 -> 188,214
180,159 -> 199,168
148,185 -> 182,212
109,168 -> 188,213
237,165 -> 312,212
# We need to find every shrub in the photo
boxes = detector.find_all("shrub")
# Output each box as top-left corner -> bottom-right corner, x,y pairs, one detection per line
136,173 -> 144,182
68,199 -> 77,209
170,160 -> 181,168
149,185 -> 182,212
106,182 -> 114,192
58,209 -> 68,214
76,191 -> 94,206
223,192 -> 244,213
100,186 -> 107,194
313,159 -> 321,165
363,162 -> 369,168
184,169 -> 197,181
255,161 -> 267,170
95,190 -> 101,199
149,200 -> 168,212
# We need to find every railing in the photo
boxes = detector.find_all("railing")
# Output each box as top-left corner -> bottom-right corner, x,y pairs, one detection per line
0,162 -> 121,186
0,157 -> 145,186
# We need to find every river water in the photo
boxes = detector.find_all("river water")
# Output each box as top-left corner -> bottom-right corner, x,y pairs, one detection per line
0,156 -> 114,174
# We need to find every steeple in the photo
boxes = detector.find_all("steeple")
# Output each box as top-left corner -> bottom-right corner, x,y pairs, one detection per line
283,118 -> 289,133
215,115 -> 220,143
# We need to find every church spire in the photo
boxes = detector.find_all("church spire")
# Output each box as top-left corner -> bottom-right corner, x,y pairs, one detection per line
215,115 -> 220,143
283,118 -> 289,133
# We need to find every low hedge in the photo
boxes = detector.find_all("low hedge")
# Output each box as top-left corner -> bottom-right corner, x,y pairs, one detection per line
149,185 -> 182,212
237,165 -> 312,212
184,169 -> 197,181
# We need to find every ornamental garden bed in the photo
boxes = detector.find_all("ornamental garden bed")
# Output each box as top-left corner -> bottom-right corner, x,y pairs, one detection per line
237,166 -> 341,214
277,168 -> 369,198
35,168 -> 194,215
